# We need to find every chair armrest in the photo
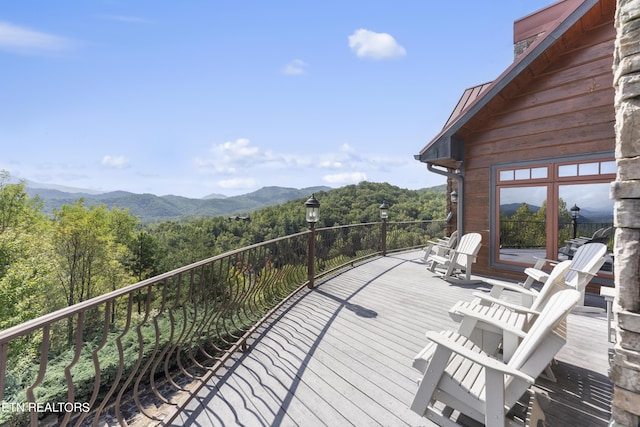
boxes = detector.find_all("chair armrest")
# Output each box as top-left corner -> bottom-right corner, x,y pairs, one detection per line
472,293 -> 541,315
483,280 -> 541,297
523,267 -> 550,284
427,241 -> 454,252
569,267 -> 597,278
425,331 -> 535,383
454,306 -> 528,338
531,257 -> 558,269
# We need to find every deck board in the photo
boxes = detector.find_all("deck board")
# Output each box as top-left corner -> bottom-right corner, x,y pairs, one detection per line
172,250 -> 612,426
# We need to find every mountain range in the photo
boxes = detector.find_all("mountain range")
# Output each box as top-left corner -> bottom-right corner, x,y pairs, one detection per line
25,185 -> 332,223
500,203 -> 613,223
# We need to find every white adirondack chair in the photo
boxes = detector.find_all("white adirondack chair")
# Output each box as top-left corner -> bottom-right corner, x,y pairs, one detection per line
520,243 -> 606,311
426,232 -> 482,283
422,231 -> 458,263
448,260 -> 572,364
410,288 -> 581,427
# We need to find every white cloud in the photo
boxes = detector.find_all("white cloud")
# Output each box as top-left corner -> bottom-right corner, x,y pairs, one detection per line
323,172 -> 367,185
283,59 -> 309,75
319,160 -> 343,169
215,138 -> 261,162
348,29 -> 406,60
217,177 -> 258,189
340,143 -> 356,153
0,22 -> 73,54
102,155 -> 130,169
194,158 -> 236,175
195,138 -> 408,192
197,138 -> 303,174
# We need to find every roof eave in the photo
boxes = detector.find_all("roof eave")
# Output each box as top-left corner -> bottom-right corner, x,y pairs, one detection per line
415,0 -> 599,165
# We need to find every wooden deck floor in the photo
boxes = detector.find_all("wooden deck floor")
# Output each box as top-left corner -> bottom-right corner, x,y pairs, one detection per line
171,250 -> 613,426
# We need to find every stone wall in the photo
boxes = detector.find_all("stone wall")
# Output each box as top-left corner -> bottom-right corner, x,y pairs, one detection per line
610,0 -> 640,425
514,34 -> 541,59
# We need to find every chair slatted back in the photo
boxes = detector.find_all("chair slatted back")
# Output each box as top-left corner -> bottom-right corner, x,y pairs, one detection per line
447,230 -> 459,249
504,288 -> 580,405
453,233 -> 482,268
565,243 -> 607,286
529,260 -> 572,313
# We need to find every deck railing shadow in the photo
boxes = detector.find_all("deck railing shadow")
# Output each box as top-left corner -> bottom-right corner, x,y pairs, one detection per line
177,253 -> 414,426
0,220 -> 444,426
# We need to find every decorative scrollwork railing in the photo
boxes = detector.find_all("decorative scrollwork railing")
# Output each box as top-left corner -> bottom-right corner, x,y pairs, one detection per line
0,220 -> 444,426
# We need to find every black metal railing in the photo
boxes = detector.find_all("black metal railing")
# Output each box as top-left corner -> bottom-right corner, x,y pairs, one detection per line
500,220 -> 614,250
0,220 -> 444,426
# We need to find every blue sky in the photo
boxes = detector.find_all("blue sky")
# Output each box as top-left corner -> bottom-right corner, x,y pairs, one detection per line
1,1 -> 554,198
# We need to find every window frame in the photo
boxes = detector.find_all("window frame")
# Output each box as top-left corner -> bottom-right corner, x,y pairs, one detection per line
490,152 -> 615,275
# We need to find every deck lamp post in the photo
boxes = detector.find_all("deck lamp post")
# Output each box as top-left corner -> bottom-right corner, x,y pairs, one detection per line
305,194 -> 320,288
570,204 -> 581,239
379,201 -> 389,256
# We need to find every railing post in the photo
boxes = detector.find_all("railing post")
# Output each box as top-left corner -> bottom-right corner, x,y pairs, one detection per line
307,225 -> 316,288
381,219 -> 387,256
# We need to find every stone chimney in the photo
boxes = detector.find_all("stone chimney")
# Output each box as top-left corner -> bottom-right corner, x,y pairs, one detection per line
513,0 -> 579,59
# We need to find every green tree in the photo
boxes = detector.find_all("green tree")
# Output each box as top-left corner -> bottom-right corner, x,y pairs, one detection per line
52,202 -> 134,343
0,170 -> 43,233
0,228 -> 56,332
127,231 -> 161,281
0,172 -> 55,357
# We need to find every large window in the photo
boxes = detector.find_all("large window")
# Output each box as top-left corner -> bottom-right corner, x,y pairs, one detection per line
494,156 -> 615,274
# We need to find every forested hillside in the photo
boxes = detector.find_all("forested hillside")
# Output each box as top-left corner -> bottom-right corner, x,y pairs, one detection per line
26,185 -> 333,222
1,171 -> 446,331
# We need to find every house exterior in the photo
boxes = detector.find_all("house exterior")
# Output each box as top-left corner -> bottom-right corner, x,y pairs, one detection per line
416,0 -> 616,287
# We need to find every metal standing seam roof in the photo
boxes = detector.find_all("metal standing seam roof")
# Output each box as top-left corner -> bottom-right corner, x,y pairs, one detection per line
441,82 -> 493,130
415,0 -> 595,164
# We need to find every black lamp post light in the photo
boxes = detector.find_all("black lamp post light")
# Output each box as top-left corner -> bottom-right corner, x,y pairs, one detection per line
380,201 -> 389,256
304,194 -> 320,226
305,194 -> 320,288
304,196 -> 392,286
570,203 -> 581,239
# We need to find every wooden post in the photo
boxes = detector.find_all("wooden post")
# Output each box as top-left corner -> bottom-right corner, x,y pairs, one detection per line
381,219 -> 387,256
307,224 -> 315,288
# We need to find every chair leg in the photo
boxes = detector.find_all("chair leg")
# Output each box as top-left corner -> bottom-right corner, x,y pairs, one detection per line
443,261 -> 456,279
410,345 -> 452,416
541,364 -> 557,382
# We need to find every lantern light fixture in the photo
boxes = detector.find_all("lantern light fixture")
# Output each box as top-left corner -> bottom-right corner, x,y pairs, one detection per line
304,194 -> 320,224
379,200 -> 389,220
570,204 -> 581,219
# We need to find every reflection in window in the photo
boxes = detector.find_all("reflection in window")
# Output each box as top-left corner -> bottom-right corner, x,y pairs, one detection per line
578,162 -> 599,176
558,160 -> 615,177
500,170 -> 514,181
495,157 -> 615,274
499,167 -> 548,182
558,164 -> 578,177
499,186 -> 547,265
557,183 -> 614,272
531,167 -> 548,179
601,161 -> 616,174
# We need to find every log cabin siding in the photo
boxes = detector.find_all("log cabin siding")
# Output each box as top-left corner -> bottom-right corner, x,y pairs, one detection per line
461,13 -> 615,279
